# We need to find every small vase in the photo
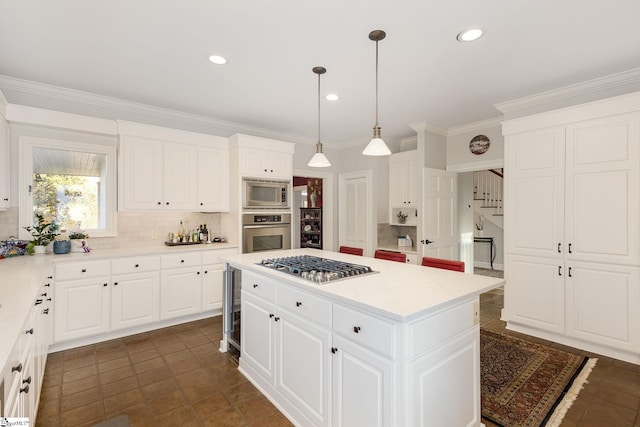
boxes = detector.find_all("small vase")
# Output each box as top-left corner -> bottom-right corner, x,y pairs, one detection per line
70,239 -> 86,253
53,240 -> 71,254
477,230 -> 484,237
310,192 -> 317,208
33,245 -> 47,254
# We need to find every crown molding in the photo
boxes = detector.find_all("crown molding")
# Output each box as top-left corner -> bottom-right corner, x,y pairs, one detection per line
447,116 -> 503,136
0,75 -> 310,144
409,121 -> 448,136
494,67 -> 640,115
0,87 -> 7,118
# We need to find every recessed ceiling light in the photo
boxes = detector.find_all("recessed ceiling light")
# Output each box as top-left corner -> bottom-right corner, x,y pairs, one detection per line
208,55 -> 227,65
456,28 -> 483,42
326,94 -> 339,101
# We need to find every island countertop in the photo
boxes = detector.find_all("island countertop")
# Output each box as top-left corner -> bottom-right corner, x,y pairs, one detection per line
220,248 -> 504,322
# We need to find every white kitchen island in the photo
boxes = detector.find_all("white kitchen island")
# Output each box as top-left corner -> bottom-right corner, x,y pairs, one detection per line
220,249 -> 504,427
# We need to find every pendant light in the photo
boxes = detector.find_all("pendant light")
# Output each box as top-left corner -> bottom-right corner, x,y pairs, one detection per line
308,66 -> 331,167
363,30 -> 391,156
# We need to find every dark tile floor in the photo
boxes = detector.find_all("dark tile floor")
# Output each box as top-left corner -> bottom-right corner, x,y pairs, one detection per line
480,286 -> 640,427
36,318 -> 293,427
37,273 -> 640,426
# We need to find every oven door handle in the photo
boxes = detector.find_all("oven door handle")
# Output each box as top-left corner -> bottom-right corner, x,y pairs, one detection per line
243,224 -> 291,229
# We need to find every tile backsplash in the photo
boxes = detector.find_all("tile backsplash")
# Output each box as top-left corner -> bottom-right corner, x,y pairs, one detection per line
377,222 -> 416,249
0,208 -> 222,250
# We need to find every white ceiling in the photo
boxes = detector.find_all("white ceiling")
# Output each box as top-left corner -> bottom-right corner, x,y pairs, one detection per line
1,0 -> 640,148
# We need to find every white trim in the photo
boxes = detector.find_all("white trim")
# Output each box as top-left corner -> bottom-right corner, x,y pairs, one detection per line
18,136 -> 118,240
116,120 -> 227,148
447,117 -> 504,136
502,90 -> 640,135
338,170 -> 374,256
495,67 -> 640,115
0,88 -> 7,118
0,74 -> 307,144
293,168 -> 334,251
446,157 -> 504,173
409,121 -> 448,136
6,104 -> 117,135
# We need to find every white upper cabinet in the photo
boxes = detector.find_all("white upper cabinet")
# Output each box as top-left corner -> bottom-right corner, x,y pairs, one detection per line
0,113 -> 10,210
389,151 -> 418,225
198,146 -> 229,211
117,120 -> 228,212
231,134 -> 294,180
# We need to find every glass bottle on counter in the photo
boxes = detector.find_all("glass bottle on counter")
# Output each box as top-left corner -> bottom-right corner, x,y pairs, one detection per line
178,221 -> 185,242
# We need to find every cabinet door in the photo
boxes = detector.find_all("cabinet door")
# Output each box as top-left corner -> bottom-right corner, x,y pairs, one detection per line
240,148 -> 269,177
406,159 -> 419,205
241,292 -> 276,383
111,272 -> 160,330
198,146 -> 229,211
332,334 -> 393,427
163,142 -> 197,210
277,309 -> 331,427
54,277 -> 110,343
408,327 -> 479,427
268,151 -> 293,179
120,136 -> 163,210
202,263 -> 224,311
504,256 -> 564,334
565,113 -> 640,266
388,161 -> 406,209
566,262 -> 640,352
160,268 -> 202,319
505,127 -> 565,258
0,114 -> 10,210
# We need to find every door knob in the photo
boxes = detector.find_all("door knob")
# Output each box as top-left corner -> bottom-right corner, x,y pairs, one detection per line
421,239 -> 434,245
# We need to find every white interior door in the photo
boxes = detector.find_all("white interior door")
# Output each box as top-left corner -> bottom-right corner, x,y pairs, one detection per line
339,170 -> 373,256
422,168 -> 458,260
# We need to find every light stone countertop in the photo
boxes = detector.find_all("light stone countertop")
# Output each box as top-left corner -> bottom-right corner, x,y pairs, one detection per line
0,243 -> 238,374
220,248 -> 504,323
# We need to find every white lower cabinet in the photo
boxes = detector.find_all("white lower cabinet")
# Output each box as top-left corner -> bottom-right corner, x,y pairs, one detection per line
202,263 -> 224,311
54,275 -> 110,343
2,276 -> 53,423
111,271 -> 160,330
331,334 -> 393,427
238,269 -> 483,426
160,267 -> 202,320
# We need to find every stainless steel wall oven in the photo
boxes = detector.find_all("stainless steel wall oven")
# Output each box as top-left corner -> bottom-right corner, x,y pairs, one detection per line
242,213 -> 291,253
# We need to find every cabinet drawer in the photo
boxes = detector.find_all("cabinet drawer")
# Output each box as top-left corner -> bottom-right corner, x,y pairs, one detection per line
112,256 -> 160,275
277,284 -> 331,328
202,248 -> 238,265
161,252 -> 201,269
242,271 -> 276,303
333,304 -> 396,360
55,259 -> 110,281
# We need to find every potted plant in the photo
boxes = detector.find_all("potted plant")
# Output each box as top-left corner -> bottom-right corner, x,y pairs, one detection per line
53,234 -> 71,254
23,213 -> 59,254
68,229 -> 89,253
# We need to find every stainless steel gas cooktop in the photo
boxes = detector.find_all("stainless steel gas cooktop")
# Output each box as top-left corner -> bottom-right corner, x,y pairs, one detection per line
257,255 -> 377,284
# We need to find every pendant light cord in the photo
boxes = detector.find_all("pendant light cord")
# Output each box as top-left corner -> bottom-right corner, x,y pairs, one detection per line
375,39 -> 379,127
317,70 -> 321,143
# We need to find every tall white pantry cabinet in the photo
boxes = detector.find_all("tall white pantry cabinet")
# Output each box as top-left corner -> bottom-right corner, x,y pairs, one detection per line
503,91 -> 640,364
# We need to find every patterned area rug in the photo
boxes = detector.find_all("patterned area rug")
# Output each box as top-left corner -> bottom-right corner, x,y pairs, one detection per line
480,329 -> 596,427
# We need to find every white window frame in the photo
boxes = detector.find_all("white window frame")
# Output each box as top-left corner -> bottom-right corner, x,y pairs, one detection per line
18,136 -> 117,239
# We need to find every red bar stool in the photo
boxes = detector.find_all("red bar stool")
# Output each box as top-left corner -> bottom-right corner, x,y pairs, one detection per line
421,256 -> 465,272
374,250 -> 406,263
339,246 -> 364,256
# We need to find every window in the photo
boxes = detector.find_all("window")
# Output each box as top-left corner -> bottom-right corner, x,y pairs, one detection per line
19,137 -> 117,239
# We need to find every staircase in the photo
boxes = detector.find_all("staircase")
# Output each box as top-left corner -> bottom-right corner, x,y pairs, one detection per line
473,169 -> 503,229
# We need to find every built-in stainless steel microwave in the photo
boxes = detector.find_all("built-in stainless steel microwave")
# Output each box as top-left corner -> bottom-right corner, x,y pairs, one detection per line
243,178 -> 290,210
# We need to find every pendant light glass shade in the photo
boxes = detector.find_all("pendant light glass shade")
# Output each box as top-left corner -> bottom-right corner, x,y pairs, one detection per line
308,66 -> 331,168
363,30 -> 391,156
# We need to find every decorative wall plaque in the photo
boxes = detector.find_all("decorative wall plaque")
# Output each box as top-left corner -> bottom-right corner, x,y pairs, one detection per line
469,135 -> 490,155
